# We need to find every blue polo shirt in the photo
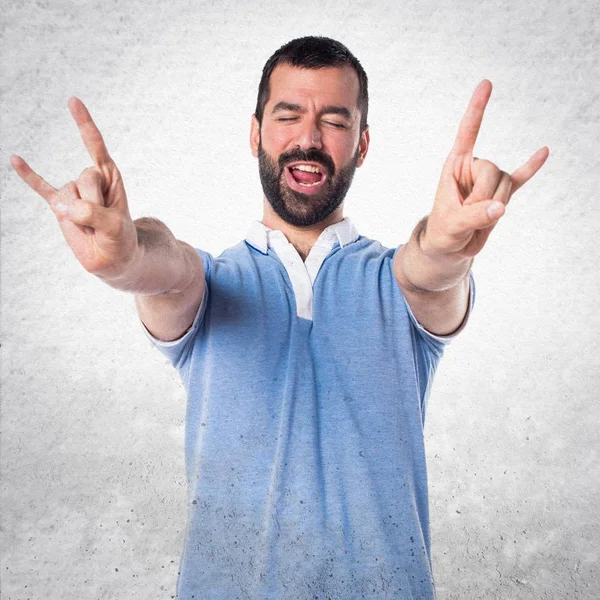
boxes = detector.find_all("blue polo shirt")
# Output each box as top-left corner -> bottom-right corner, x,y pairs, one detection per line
145,217 -> 474,599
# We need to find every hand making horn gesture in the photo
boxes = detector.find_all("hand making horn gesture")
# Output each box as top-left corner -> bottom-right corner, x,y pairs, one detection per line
10,99 -> 139,282
423,80 -> 549,258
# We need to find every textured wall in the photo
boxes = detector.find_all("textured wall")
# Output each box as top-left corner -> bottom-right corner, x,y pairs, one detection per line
1,0 -> 598,598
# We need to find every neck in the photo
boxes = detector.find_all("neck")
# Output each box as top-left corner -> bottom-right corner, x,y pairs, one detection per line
261,199 -> 344,261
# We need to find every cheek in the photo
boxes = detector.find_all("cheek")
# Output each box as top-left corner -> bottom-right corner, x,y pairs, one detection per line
328,135 -> 360,165
261,126 -> 292,152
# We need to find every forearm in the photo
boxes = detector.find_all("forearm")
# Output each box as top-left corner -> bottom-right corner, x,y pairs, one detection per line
101,217 -> 205,341
393,216 -> 472,336
394,216 -> 473,294
98,217 -> 200,296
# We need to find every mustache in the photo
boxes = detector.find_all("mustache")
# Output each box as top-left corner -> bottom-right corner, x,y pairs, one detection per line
278,148 -> 336,176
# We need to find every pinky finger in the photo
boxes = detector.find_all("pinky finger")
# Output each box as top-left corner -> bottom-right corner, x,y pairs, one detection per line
10,155 -> 57,202
510,146 -> 550,194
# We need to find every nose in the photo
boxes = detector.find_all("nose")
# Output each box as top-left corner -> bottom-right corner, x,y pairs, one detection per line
295,118 -> 322,150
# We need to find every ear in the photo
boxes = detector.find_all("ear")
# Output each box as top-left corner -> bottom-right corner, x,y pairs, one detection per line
250,114 -> 260,158
356,126 -> 370,168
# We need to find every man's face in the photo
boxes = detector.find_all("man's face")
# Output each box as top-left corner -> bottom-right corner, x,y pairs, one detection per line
251,64 -> 369,227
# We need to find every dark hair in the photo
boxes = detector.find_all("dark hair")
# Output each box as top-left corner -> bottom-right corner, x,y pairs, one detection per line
255,36 -> 369,132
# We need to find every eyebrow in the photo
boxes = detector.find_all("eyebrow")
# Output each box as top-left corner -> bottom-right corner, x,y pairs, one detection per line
271,102 -> 352,121
272,102 -> 302,113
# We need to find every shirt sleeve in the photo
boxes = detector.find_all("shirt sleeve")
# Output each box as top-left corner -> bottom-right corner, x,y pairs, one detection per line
389,243 -> 476,419
139,248 -> 212,369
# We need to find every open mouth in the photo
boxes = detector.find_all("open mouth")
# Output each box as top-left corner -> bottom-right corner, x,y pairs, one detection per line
284,162 -> 328,195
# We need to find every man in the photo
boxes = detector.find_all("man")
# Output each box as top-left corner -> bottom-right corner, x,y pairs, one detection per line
11,36 -> 548,599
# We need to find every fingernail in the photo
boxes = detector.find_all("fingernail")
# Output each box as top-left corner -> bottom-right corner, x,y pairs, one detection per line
487,202 -> 504,219
55,203 -> 71,215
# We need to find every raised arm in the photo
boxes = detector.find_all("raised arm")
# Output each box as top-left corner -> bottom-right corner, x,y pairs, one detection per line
393,80 -> 549,335
11,98 -> 204,342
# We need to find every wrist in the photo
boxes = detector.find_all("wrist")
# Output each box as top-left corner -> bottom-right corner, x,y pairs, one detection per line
99,218 -> 191,295
96,241 -> 145,292
397,217 -> 472,293
418,217 -> 472,267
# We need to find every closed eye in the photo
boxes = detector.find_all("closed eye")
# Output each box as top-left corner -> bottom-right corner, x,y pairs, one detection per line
325,121 -> 348,129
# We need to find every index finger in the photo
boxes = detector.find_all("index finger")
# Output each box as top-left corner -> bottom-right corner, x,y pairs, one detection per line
68,97 -> 113,167
451,79 -> 493,156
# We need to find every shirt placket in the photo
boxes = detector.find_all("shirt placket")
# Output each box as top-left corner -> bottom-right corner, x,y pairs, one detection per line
269,231 -> 337,321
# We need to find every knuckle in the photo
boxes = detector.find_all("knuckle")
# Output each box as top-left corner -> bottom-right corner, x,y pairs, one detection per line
480,159 -> 498,174
472,158 -> 499,180
78,166 -> 102,186
78,200 -> 95,223
59,181 -> 78,198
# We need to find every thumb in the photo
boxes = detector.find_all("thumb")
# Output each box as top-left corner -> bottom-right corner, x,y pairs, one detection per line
55,197 -> 116,234
455,200 -> 505,234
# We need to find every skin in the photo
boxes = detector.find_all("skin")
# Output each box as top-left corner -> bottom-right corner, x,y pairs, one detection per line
394,80 -> 549,334
10,99 -> 204,341
250,64 -> 370,261
10,69 -> 549,340
251,67 -> 549,335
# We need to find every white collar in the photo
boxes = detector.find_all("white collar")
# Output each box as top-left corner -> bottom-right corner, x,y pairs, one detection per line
245,216 -> 360,255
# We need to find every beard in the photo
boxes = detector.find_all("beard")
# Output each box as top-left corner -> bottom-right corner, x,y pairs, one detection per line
257,141 -> 359,228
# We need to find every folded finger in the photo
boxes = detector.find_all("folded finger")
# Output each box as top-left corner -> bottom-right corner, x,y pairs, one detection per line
52,181 -> 81,217
493,172 -> 513,206
10,154 -> 57,202
464,158 -> 502,205
77,167 -> 105,205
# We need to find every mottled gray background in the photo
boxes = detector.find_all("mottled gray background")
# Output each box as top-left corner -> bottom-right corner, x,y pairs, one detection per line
1,0 -> 598,598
